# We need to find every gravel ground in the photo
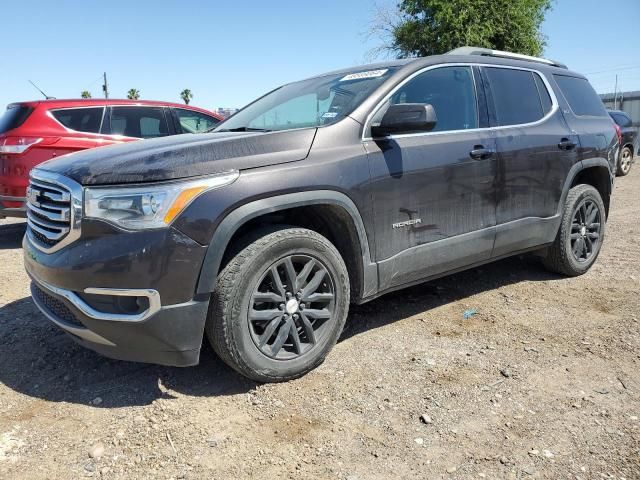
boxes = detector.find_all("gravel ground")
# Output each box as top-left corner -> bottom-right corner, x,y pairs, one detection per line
0,168 -> 638,480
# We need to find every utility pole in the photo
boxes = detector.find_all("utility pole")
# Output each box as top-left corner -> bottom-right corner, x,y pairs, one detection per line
613,74 -> 618,110
102,72 -> 109,99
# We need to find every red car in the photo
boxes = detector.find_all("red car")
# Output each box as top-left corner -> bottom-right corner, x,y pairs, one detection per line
0,99 -> 223,218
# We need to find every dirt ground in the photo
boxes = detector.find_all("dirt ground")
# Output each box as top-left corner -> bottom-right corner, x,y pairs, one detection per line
0,168 -> 638,480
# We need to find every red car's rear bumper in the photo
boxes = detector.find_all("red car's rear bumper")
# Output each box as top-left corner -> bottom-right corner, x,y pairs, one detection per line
0,194 -> 26,218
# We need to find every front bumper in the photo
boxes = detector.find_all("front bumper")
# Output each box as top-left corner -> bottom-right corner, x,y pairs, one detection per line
29,274 -> 209,366
23,221 -> 211,367
0,195 -> 26,218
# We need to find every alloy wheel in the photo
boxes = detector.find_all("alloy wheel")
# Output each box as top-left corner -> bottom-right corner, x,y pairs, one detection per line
570,199 -> 601,263
620,148 -> 632,174
248,255 -> 336,360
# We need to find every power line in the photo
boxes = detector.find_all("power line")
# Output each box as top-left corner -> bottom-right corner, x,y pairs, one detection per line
583,65 -> 640,75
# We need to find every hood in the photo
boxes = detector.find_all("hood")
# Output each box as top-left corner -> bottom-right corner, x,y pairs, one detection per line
37,129 -> 317,185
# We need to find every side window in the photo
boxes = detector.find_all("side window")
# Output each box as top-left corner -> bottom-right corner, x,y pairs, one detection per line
109,107 -> 169,138
553,75 -> 608,117
51,107 -> 104,133
485,68 -> 545,126
175,109 -> 220,133
533,74 -> 553,115
375,66 -> 478,132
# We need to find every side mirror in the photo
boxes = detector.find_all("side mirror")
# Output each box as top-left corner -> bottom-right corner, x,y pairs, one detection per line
371,103 -> 437,138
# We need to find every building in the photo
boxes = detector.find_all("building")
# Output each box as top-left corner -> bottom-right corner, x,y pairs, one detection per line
600,90 -> 640,126
215,107 -> 239,118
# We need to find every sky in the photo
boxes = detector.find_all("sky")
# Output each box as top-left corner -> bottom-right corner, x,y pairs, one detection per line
0,0 -> 639,112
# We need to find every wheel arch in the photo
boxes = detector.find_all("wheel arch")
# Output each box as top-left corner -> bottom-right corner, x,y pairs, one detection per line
561,159 -> 613,218
195,191 -> 378,303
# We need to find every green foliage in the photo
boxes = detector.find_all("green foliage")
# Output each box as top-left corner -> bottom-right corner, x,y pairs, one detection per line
127,88 -> 140,100
80,90 -> 92,99
392,0 -> 552,58
180,89 -> 193,105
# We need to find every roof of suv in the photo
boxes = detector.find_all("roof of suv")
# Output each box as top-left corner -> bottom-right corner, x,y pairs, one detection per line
300,51 -> 580,86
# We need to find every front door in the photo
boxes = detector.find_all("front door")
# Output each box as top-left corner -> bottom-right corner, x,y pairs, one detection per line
363,65 -> 497,292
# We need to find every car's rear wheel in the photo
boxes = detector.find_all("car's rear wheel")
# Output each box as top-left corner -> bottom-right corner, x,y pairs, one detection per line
543,184 -> 605,276
206,226 -> 349,382
617,146 -> 633,176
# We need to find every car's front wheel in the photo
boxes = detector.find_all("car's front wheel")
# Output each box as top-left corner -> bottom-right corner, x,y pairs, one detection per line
617,146 -> 633,176
206,226 -> 350,382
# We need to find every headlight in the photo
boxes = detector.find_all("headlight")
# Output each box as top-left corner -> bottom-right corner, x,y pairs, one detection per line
84,171 -> 239,229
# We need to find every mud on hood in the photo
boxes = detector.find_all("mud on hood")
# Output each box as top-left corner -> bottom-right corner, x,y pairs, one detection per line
37,129 -> 317,185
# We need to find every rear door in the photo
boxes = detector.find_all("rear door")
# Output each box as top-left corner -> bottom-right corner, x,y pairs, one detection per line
104,106 -> 173,139
482,66 -> 579,257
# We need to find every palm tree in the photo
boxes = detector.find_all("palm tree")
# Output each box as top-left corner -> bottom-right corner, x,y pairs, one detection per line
180,89 -> 193,105
80,90 -> 92,99
127,89 -> 140,100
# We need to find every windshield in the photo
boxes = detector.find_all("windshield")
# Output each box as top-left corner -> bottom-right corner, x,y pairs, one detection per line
214,67 -> 397,132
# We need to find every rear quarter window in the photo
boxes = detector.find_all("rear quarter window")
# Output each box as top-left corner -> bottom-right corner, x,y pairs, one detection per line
0,105 -> 33,134
554,75 -> 607,117
51,107 -> 104,133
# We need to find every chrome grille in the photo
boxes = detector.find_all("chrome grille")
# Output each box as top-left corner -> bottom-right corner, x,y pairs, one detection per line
26,170 -> 82,253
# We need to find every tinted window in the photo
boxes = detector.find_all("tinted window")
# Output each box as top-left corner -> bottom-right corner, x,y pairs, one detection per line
376,66 -> 478,132
554,75 -> 607,117
534,74 -> 553,114
0,105 -> 33,134
109,107 -> 169,138
51,107 -> 104,133
486,68 -> 545,126
611,112 -> 632,128
175,109 -> 220,133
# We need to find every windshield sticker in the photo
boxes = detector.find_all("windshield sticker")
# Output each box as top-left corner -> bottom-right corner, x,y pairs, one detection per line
321,112 -> 338,119
340,69 -> 388,82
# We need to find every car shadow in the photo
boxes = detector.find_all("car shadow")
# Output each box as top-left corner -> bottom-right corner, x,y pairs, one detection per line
0,296 -> 257,408
0,221 -> 26,250
0,254 -> 561,408
341,254 -> 561,341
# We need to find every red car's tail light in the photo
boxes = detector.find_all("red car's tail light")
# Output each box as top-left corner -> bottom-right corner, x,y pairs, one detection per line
0,136 -> 42,154
0,136 -> 59,155
614,123 -> 622,145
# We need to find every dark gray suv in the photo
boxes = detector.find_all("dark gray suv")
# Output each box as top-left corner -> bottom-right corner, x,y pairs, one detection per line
23,47 -> 618,382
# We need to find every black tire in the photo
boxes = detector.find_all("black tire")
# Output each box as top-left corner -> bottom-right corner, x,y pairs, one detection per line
206,226 -> 350,382
543,184 -> 606,276
617,146 -> 633,176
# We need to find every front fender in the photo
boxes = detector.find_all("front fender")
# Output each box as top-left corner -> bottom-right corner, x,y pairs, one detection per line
194,190 -> 378,298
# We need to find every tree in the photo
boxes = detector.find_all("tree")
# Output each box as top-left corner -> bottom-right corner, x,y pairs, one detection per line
180,89 -> 193,105
376,0 -> 552,58
127,89 -> 140,100
80,90 -> 92,99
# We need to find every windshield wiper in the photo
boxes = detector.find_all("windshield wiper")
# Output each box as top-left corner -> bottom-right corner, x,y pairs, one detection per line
214,126 -> 272,133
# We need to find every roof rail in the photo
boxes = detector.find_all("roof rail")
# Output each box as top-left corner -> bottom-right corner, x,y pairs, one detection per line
447,46 -> 567,69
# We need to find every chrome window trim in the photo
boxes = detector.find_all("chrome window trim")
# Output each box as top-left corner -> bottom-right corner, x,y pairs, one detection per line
27,169 -> 83,253
362,62 -> 559,142
47,106 -> 107,136
35,277 -> 161,323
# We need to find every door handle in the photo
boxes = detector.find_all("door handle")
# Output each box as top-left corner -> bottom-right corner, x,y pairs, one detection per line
558,138 -> 577,150
469,145 -> 495,160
